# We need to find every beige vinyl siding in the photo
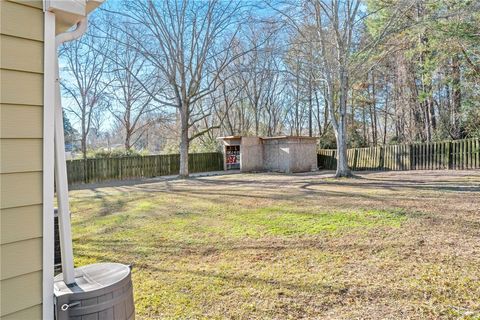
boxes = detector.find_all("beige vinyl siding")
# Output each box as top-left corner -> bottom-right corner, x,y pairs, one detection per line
0,139 -> 43,173
0,271 -> 43,317
8,0 -> 43,9
0,104 -> 43,138
0,34 -> 43,73
1,205 -> 43,244
0,70 -> 43,106
0,172 -> 43,209
1,238 -> 43,280
0,0 -> 44,319
0,0 -> 43,41
1,305 -> 42,320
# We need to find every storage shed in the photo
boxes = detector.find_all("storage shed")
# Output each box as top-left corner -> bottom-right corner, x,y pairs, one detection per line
218,136 -> 318,173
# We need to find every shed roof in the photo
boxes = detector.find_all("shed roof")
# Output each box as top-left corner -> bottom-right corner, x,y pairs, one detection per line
217,136 -> 242,140
260,136 -> 318,140
217,135 -> 318,141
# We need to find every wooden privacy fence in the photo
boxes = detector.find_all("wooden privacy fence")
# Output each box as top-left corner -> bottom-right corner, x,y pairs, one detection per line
318,138 -> 480,171
67,152 -> 224,184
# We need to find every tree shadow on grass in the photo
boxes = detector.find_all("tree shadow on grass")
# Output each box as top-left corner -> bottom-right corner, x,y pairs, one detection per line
89,189 -> 129,216
299,180 -> 480,193
78,232 -> 438,264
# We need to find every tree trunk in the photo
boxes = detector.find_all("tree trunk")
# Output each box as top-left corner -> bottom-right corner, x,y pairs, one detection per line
335,70 -> 352,178
81,113 -> 87,160
81,136 -> 87,183
451,54 -> 461,139
254,108 -> 259,136
322,88 -> 329,135
308,74 -> 313,137
428,97 -> 436,133
125,131 -> 131,151
179,107 -> 189,178
81,137 -> 87,160
370,72 -> 378,145
335,121 -> 351,177
384,93 -> 389,145
363,104 -> 367,144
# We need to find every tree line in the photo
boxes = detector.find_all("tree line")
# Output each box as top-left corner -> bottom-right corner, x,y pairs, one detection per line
60,0 -> 480,177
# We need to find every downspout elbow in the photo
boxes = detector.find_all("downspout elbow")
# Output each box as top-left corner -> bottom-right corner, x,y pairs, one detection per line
55,17 -> 88,47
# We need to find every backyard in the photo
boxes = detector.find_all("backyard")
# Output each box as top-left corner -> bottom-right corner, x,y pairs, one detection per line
69,170 -> 480,319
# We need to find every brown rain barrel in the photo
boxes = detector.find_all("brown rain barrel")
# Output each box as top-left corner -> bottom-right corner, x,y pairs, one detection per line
54,263 -> 135,320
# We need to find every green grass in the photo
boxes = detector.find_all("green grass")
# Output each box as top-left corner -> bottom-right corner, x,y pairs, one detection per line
227,207 -> 406,236
68,173 -> 480,319
71,195 -> 406,246
70,193 -> 406,319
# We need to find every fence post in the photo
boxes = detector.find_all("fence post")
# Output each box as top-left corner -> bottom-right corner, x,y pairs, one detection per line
475,138 -> 480,169
449,141 -> 454,170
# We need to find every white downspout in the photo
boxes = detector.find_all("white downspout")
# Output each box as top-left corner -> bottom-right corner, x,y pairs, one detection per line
55,17 -> 88,285
43,9 -> 56,320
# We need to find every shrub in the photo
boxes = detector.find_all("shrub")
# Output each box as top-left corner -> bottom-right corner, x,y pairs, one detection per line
87,148 -> 148,158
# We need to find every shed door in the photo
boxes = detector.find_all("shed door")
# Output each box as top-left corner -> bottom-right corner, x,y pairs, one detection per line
226,145 -> 240,170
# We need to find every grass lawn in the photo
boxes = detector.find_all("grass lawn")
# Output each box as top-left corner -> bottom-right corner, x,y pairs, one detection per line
69,170 -> 480,319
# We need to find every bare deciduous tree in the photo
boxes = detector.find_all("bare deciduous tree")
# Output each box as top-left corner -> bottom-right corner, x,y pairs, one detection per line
309,0 -> 362,177
60,27 -> 109,160
116,0 -> 246,177
106,23 -> 164,151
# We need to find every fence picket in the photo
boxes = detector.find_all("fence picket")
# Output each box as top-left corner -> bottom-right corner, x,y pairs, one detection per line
67,152 -> 224,185
317,138 -> 480,172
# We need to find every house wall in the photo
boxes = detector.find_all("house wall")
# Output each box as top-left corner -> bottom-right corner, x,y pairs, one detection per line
0,0 -> 45,319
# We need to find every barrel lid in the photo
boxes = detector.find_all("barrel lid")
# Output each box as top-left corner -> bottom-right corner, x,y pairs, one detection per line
54,263 -> 130,296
